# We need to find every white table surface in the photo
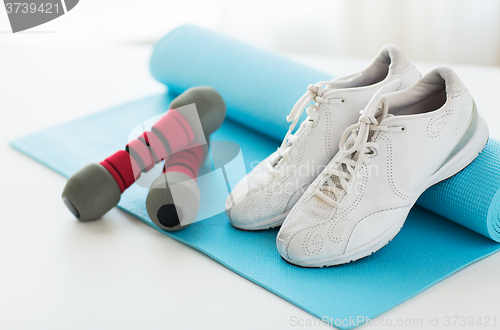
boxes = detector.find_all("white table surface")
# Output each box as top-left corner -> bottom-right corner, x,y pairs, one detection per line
1,40 -> 500,330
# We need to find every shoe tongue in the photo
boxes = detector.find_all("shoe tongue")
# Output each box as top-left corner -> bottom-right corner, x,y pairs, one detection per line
320,173 -> 345,202
364,98 -> 385,121
363,78 -> 400,119
317,86 -> 398,204
319,122 -> 378,201
320,158 -> 353,202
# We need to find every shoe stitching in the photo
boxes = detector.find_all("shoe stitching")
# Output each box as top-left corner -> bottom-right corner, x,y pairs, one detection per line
378,134 -> 411,201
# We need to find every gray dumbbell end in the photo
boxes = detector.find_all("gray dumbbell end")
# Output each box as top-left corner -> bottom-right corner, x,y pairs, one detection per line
62,163 -> 121,221
146,172 -> 200,231
170,86 -> 227,136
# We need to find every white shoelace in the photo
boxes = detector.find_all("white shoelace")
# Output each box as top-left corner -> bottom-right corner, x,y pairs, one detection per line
313,80 -> 400,208
266,74 -> 362,178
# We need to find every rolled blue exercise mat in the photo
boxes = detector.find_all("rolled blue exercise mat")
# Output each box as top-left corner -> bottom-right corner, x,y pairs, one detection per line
11,24 -> 500,329
150,25 -> 330,141
418,141 -> 500,242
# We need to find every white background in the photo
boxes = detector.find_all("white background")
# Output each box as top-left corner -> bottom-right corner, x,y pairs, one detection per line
1,1 -> 500,329
1,0 -> 500,65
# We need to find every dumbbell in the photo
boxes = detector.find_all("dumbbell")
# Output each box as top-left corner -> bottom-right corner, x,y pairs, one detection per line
146,143 -> 207,231
62,87 -> 226,221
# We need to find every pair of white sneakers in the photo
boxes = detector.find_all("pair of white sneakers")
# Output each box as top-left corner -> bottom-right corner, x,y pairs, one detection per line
225,45 -> 489,267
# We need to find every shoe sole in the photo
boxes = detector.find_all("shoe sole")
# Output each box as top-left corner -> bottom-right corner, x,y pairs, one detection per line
284,115 -> 489,267
230,211 -> 289,231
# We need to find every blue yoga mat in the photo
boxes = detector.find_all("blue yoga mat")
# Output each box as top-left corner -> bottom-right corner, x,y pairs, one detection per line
11,25 -> 500,329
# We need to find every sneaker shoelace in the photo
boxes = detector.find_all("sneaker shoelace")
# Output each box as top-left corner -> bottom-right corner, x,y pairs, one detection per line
266,74 -> 362,178
313,80 -> 400,208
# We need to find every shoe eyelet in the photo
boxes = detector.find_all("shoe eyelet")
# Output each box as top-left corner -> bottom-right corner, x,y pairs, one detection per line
366,148 -> 378,158
388,125 -> 406,133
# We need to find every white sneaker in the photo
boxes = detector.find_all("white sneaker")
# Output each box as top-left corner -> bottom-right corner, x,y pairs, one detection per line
277,66 -> 489,267
226,45 -> 421,230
